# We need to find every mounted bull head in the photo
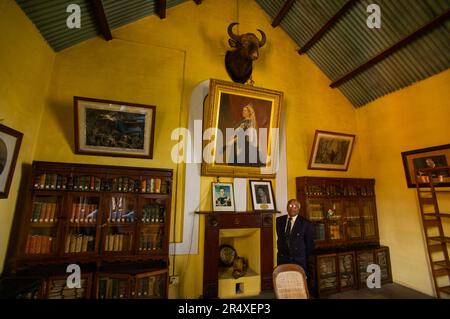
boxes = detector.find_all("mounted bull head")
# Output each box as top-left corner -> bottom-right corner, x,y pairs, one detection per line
225,22 -> 266,84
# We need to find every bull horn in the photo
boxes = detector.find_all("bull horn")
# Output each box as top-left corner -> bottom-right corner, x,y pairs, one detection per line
227,22 -> 240,42
257,29 -> 266,47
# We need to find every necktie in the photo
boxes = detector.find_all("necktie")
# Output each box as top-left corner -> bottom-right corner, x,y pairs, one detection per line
286,217 -> 293,238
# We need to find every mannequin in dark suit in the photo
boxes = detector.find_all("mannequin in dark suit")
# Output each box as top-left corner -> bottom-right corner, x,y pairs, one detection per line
276,199 -> 315,275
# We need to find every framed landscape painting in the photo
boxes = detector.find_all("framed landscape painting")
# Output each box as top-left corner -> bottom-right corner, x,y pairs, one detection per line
0,124 -> 23,198
74,97 -> 156,159
308,130 -> 355,171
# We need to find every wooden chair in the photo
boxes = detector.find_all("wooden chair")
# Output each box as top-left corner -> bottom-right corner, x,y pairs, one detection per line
273,264 -> 309,299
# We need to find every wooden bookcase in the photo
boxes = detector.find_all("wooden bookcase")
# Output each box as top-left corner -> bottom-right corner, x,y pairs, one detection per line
297,176 -> 379,248
297,177 -> 392,297
3,161 -> 172,299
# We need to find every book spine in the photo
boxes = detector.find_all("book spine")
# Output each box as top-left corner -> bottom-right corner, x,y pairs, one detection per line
33,175 -> 41,189
154,178 -> 161,193
44,174 -> 51,189
39,174 -> 46,189
40,203 -> 47,223
50,174 -> 57,189
56,175 -> 62,189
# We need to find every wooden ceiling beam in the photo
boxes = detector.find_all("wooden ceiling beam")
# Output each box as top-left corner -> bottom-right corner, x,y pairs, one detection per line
91,0 -> 112,41
330,9 -> 450,88
272,0 -> 296,28
298,0 -> 357,54
156,0 -> 167,19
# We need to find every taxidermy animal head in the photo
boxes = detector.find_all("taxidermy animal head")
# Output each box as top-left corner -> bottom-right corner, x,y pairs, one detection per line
225,22 -> 266,84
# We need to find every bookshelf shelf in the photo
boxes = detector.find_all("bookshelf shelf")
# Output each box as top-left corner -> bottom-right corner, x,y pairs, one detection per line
4,161 -> 172,299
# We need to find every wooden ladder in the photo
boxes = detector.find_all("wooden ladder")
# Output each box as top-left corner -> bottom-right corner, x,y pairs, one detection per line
415,166 -> 450,298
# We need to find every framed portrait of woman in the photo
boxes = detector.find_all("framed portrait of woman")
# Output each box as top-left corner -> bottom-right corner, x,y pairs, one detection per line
249,180 -> 276,211
201,79 -> 283,178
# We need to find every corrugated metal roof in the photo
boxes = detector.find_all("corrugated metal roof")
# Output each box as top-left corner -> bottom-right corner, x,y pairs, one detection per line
16,0 -> 100,52
102,0 -> 156,30
15,0 -> 189,52
257,0 -> 450,107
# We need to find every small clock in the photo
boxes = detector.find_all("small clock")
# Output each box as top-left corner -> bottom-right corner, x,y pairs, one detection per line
219,244 -> 237,267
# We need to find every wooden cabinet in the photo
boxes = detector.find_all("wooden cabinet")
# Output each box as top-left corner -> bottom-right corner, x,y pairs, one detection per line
4,161 -> 172,299
357,246 -> 392,288
297,177 -> 379,248
298,177 -> 392,297
95,269 -> 168,299
311,246 -> 391,297
310,250 -> 357,297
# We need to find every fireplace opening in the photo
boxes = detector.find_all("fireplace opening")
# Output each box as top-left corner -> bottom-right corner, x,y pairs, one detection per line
218,228 -> 261,298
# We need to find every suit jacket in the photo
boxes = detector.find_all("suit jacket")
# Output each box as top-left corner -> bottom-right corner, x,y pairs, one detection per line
276,214 -> 315,273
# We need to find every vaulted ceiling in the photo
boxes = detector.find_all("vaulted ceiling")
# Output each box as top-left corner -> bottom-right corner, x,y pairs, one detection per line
15,0 -> 450,107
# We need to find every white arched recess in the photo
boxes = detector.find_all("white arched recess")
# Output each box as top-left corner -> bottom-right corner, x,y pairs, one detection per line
169,80 -> 288,255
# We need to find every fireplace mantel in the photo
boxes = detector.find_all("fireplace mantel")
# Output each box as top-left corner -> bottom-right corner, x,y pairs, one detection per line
196,211 -> 277,298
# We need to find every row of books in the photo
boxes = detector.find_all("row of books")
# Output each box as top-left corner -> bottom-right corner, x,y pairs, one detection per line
138,232 -> 164,251
141,205 -> 165,223
108,210 -> 135,223
98,278 -> 128,299
303,185 -> 374,196
314,224 -> 325,241
33,174 -> 168,194
30,202 -> 58,223
47,279 -> 87,299
364,222 -> 376,237
104,234 -> 133,252
65,234 -> 95,253
70,203 -> 98,223
34,174 -> 101,191
136,276 -> 164,298
25,235 -> 53,254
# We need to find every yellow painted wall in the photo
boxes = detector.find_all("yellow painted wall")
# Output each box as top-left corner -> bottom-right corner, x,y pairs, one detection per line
0,0 -> 55,273
356,69 -> 450,296
4,0 -> 444,299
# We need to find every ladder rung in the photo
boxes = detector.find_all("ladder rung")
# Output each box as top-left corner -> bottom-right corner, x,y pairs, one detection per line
429,244 -> 444,252
424,213 -> 450,218
420,190 -> 450,193
423,220 -> 439,227
439,286 -> 450,294
419,197 -> 435,205
434,268 -> 449,277
429,236 -> 450,243
434,260 -> 450,270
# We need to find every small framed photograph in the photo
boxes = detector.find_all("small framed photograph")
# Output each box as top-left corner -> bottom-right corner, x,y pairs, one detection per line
308,130 -> 355,171
74,97 -> 156,159
249,180 -> 276,211
401,144 -> 450,188
212,182 -> 235,211
0,124 -> 23,198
